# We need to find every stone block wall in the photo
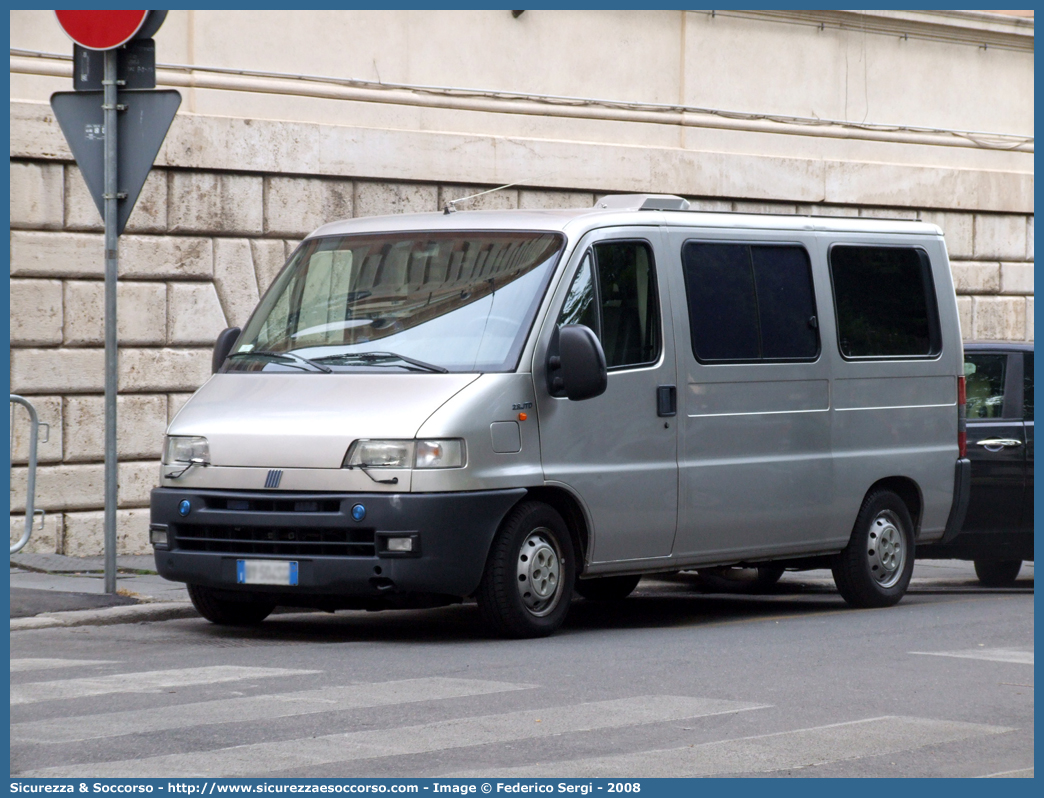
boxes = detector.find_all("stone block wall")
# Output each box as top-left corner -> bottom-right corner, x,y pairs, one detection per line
8,160 -> 1034,555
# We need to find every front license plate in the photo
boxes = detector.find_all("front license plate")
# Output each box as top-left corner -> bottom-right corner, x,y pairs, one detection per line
237,559 -> 298,586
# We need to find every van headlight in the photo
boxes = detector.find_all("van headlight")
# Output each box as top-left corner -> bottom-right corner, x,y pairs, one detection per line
345,440 -> 414,469
415,439 -> 465,469
343,439 -> 465,469
164,436 -> 210,464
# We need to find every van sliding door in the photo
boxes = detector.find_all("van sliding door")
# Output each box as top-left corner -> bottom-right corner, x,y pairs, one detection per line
666,230 -> 835,562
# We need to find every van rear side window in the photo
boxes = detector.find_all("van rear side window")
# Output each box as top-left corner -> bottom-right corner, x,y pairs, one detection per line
681,242 -> 819,363
830,246 -> 941,359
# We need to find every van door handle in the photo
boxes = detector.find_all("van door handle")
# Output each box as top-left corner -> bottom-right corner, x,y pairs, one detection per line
657,385 -> 677,417
975,438 -> 1024,451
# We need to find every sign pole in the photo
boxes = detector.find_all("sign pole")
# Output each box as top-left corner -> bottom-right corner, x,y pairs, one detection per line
52,11 -> 176,593
103,48 -> 119,594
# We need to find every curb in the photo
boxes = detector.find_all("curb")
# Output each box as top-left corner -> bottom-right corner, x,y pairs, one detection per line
10,601 -> 198,631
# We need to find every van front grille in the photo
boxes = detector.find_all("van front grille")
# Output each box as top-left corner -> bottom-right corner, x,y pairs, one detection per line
204,497 -> 341,513
173,525 -> 375,557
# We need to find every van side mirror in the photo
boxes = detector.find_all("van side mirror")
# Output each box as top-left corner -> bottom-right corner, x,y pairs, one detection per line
546,325 -> 608,401
212,327 -> 241,373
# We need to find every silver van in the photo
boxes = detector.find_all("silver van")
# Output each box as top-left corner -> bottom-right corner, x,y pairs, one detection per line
150,194 -> 971,637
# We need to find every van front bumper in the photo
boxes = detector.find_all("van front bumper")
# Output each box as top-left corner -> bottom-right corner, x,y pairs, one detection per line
150,487 -> 526,600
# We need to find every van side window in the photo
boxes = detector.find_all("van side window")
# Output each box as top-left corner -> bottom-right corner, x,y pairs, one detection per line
558,242 -> 661,369
558,251 -> 599,334
681,242 -> 818,362
830,246 -> 940,358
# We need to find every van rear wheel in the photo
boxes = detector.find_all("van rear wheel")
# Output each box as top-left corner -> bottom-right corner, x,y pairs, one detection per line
476,501 -> 575,638
832,490 -> 914,608
187,584 -> 276,626
973,559 -> 1022,587
575,574 -> 641,601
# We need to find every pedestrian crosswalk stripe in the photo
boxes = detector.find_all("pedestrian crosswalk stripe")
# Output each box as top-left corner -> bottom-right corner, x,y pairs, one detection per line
13,677 -> 534,744
910,648 -> 1033,665
21,695 -> 767,778
980,767 -> 1034,778
11,666 -> 317,706
10,658 -> 119,673
451,715 -> 1014,777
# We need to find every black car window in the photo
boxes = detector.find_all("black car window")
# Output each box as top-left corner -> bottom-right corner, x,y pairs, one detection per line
1024,352 -> 1033,421
964,353 -> 1006,419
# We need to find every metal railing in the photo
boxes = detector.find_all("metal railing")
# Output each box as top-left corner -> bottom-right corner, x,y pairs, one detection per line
10,395 -> 48,554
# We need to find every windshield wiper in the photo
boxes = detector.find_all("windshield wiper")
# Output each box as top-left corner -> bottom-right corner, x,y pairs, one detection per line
228,350 -> 332,373
313,351 -> 449,374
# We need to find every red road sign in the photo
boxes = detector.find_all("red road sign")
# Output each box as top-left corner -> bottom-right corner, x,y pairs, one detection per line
55,10 -> 149,50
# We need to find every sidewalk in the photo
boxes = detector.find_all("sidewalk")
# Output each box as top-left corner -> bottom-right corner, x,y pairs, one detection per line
10,552 -> 195,630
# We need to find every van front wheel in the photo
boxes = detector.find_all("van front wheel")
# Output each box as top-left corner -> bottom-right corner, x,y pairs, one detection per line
832,490 -> 915,608
476,501 -> 575,638
187,584 -> 276,626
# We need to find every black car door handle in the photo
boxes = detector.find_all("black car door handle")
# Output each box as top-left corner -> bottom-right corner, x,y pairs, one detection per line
975,438 -> 1024,451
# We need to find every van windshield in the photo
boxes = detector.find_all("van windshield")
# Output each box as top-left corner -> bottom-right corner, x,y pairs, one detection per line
229,231 -> 565,374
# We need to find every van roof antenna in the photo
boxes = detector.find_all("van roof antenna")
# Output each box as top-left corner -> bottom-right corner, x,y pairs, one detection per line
444,182 -> 519,214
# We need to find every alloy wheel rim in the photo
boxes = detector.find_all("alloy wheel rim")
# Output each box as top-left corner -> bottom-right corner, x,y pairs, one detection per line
516,529 -> 563,616
867,510 -> 906,588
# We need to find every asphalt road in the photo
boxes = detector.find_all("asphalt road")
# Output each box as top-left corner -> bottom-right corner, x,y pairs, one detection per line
10,560 -> 1033,779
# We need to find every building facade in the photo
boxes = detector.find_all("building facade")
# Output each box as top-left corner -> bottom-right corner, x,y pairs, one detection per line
9,10 -> 1034,554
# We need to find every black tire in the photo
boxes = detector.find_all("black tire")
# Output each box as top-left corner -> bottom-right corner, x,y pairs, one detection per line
973,559 -> 1022,587
476,501 -> 575,638
694,565 -> 783,593
575,573 -> 641,601
753,566 -> 786,591
187,584 -> 276,626
832,490 -> 915,608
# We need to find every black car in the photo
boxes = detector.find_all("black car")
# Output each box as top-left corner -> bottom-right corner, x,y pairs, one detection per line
919,341 -> 1033,586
